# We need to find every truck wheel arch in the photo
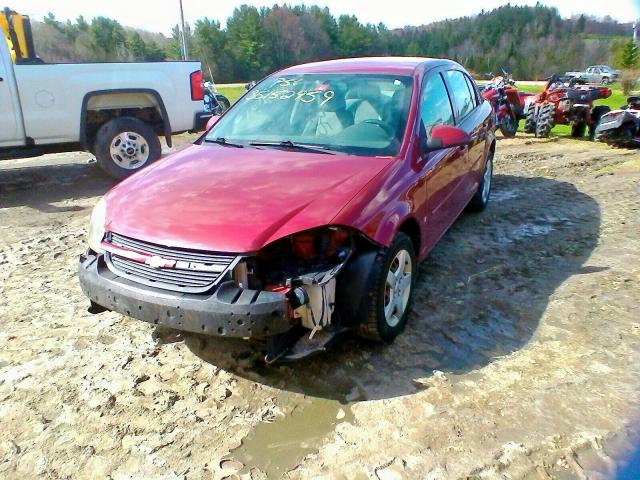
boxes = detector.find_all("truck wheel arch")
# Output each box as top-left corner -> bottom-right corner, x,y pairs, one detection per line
80,89 -> 172,149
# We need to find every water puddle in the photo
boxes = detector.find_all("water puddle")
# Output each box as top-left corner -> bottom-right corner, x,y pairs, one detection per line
225,397 -> 354,477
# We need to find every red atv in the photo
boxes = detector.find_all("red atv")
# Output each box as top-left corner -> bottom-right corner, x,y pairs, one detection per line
481,70 -> 534,137
523,74 -> 611,139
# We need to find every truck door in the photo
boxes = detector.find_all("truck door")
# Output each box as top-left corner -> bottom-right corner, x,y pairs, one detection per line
0,41 -> 24,146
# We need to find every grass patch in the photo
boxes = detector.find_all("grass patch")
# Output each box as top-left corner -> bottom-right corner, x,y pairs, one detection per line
217,86 -> 246,104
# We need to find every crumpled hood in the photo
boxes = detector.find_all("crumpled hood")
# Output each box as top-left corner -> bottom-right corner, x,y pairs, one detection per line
105,144 -> 393,252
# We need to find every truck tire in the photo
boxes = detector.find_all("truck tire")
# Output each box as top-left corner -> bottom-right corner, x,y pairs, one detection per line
523,103 -> 536,134
589,106 -> 611,141
94,117 -> 161,179
535,102 -> 556,138
356,233 -> 416,342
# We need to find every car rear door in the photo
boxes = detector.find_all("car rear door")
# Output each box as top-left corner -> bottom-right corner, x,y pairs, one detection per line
443,69 -> 488,200
415,70 -> 467,250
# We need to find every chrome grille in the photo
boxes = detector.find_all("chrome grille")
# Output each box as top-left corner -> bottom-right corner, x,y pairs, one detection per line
105,233 -> 237,293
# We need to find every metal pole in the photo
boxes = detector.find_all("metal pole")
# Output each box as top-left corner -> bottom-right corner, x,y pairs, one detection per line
179,0 -> 189,60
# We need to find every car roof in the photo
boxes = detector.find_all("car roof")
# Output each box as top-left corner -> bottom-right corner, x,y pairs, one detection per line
278,56 -> 458,76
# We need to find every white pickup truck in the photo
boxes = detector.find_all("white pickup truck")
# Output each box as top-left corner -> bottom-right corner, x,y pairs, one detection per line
1,10 -> 211,178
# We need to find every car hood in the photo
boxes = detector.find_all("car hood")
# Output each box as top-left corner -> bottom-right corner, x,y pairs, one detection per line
104,143 -> 393,253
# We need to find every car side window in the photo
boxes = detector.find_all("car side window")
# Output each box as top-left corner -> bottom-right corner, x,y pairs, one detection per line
464,75 -> 479,107
419,73 -> 455,136
445,70 -> 475,121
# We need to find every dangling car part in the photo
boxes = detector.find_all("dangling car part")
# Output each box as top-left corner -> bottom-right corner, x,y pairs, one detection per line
595,97 -> 640,148
78,57 -> 495,363
481,69 -> 534,138
523,74 -> 611,139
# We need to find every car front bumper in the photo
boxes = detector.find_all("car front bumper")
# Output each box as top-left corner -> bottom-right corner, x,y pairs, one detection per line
78,252 -> 292,337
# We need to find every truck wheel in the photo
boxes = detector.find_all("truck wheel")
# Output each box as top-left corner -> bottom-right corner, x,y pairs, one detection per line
94,117 -> 161,179
535,102 -> 556,138
357,233 -> 416,342
523,103 -> 536,134
589,106 -> 611,141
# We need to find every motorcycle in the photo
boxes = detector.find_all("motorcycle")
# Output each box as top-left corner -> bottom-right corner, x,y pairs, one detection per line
204,81 -> 231,115
481,70 -> 532,138
595,96 -> 640,147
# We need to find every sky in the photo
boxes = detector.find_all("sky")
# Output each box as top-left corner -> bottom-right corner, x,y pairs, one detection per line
14,0 -> 640,35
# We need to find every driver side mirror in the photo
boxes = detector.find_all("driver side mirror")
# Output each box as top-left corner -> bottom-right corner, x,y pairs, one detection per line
206,115 -> 221,130
421,125 -> 471,154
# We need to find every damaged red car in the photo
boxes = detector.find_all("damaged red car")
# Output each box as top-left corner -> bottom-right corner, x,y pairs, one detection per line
78,57 -> 495,362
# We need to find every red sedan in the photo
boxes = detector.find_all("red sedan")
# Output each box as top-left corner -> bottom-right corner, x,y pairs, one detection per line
79,57 -> 495,362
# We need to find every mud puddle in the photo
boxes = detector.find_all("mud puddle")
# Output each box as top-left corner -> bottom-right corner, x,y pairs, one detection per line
226,398 -> 354,477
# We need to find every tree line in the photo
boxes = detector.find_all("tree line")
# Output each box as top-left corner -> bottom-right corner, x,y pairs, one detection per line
32,3 -> 636,82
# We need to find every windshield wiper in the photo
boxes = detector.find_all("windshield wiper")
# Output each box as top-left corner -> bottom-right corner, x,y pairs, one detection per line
249,140 -> 337,155
204,137 -> 244,148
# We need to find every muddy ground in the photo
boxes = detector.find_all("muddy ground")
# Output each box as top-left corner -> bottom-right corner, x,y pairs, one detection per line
0,135 -> 639,479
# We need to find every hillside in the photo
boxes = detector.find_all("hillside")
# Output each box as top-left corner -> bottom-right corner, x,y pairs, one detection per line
30,4 -> 634,81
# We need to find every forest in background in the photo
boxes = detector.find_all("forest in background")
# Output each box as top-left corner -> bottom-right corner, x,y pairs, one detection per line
31,3 -> 636,82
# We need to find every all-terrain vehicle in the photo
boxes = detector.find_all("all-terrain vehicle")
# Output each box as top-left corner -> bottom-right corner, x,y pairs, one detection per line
481,70 -> 534,137
523,74 -> 611,139
595,96 -> 640,147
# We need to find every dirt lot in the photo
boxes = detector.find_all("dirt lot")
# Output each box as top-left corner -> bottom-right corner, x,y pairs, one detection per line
1,135 -> 639,479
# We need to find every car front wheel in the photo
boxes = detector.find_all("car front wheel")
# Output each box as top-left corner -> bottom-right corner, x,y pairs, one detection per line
357,233 -> 416,342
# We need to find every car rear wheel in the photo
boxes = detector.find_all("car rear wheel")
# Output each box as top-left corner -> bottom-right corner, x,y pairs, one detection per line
94,117 -> 161,179
467,149 -> 493,212
357,233 -> 416,342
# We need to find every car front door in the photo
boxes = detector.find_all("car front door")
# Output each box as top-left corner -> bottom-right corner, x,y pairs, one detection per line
414,70 -> 467,252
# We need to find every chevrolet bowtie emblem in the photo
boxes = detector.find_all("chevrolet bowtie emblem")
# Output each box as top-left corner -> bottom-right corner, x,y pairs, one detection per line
146,255 -> 176,269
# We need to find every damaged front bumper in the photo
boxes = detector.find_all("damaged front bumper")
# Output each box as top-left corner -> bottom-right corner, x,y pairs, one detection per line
78,252 -> 292,337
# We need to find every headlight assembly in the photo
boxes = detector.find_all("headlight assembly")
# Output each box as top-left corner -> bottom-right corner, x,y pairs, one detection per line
87,197 -> 107,253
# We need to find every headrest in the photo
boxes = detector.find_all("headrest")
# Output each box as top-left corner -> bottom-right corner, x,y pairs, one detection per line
346,83 -> 382,103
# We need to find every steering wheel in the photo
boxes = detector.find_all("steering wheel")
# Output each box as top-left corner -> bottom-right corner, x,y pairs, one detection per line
362,118 -> 395,136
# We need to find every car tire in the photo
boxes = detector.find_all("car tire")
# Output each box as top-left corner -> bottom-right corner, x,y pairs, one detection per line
535,102 -> 556,138
589,106 -> 611,141
467,149 -> 493,212
601,77 -> 610,85
94,117 -> 161,179
523,103 -> 536,134
356,232 -> 416,342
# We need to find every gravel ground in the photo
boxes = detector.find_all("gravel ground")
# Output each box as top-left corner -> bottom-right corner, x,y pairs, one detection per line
0,135 -> 639,479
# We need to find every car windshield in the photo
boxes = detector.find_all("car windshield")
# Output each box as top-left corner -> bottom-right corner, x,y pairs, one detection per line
205,73 -> 414,156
